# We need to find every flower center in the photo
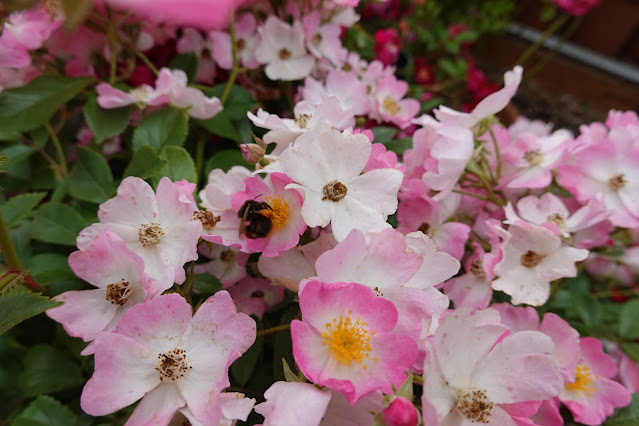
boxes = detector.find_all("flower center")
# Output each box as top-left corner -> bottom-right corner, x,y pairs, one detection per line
130,86 -> 150,102
470,258 -> 485,278
155,348 -> 191,382
547,213 -> 566,229
193,210 -> 221,230
521,250 -> 545,268
322,180 -> 348,202
263,195 -> 290,230
456,388 -> 493,423
311,32 -> 323,47
278,48 -> 291,60
524,149 -> 544,166
295,113 -> 311,129
418,223 -> 432,235
220,248 -> 235,263
138,222 -> 164,246
565,363 -> 597,396
609,173 -> 627,191
382,96 -> 401,116
321,310 -> 376,369
105,280 -> 132,306
236,38 -> 246,51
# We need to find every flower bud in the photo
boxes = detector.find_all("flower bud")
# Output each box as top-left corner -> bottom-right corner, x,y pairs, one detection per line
240,134 -> 267,165
381,396 -> 418,426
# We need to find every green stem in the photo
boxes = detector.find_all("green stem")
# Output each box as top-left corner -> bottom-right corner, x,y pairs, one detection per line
0,214 -> 21,271
180,262 -> 196,302
488,127 -> 502,182
0,272 -> 19,291
106,6 -> 118,84
21,137 -> 65,181
44,123 -> 67,177
220,10 -> 238,105
256,324 -> 291,338
523,16 -> 583,84
413,375 -> 424,385
515,14 -> 570,66
452,189 -> 493,203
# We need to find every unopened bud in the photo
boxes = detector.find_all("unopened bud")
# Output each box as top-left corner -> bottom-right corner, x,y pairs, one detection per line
381,396 -> 418,426
240,134 -> 267,165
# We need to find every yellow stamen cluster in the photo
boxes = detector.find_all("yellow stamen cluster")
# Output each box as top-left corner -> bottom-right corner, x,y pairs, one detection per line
321,310 -> 377,369
382,96 -> 401,116
264,195 -> 290,230
565,363 -> 597,396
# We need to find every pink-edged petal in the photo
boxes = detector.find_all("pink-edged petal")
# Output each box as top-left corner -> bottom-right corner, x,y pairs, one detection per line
47,289 -> 117,342
98,176 -> 158,225
115,293 -> 192,354
124,382 -> 185,426
179,291 -> 256,424
81,332 -> 159,416
254,381 -> 331,425
298,280 -> 398,334
434,308 -> 507,389
473,331 -> 563,403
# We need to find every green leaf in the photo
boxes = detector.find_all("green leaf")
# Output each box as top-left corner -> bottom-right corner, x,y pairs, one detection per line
205,149 -> 250,175
26,254 -> 76,287
192,273 -> 224,295
83,95 -> 131,143
154,146 -> 197,183
0,76 -> 92,132
67,146 -> 114,204
573,291 -> 601,330
3,143 -> 37,177
0,192 -> 46,228
385,137 -> 413,155
123,145 -> 168,179
31,203 -> 87,246
371,126 -> 399,144
132,108 -> 189,151
620,299 -> 639,340
203,84 -> 258,120
0,289 -> 62,335
13,395 -> 78,426
622,343 -> 639,364
231,330 -> 263,386
603,392 -> 639,426
196,110 -> 241,142
282,358 -> 301,383
169,53 -> 198,84
19,344 -> 84,397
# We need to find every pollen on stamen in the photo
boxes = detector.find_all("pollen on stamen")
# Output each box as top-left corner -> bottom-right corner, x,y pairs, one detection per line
382,96 -> 401,116
321,310 -> 374,369
263,195 -> 290,230
138,222 -> 164,246
565,363 -> 597,396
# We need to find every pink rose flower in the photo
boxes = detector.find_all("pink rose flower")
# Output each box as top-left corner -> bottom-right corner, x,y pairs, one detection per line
80,292 -> 256,425
291,280 -> 418,405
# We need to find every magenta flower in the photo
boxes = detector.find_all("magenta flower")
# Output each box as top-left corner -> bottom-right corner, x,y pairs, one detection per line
80,292 -> 256,425
102,0 -> 252,30
230,172 -> 306,257
291,280 -> 417,405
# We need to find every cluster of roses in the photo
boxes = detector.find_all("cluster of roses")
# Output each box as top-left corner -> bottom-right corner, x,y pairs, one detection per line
3,0 -> 638,425
47,81 -> 639,424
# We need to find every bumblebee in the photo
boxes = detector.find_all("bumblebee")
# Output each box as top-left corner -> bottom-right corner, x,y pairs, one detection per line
238,199 -> 274,239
